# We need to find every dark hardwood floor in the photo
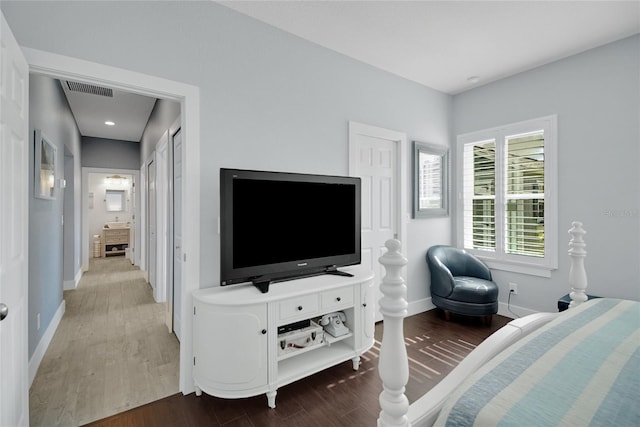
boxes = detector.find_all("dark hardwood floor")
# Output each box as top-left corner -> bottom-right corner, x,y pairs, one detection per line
84,310 -> 510,427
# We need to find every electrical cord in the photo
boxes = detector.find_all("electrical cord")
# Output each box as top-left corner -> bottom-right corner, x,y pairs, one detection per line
508,290 -> 520,318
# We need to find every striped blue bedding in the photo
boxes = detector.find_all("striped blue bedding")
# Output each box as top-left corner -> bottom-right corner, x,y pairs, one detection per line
434,298 -> 640,427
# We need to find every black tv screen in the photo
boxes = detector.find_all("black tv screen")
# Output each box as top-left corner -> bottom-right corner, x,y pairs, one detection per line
220,168 -> 361,292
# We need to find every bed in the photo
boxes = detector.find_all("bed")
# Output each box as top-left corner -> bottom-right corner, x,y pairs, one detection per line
376,222 -> 640,426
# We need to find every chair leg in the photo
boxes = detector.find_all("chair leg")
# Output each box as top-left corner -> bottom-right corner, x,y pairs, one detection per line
443,310 -> 451,321
483,315 -> 492,326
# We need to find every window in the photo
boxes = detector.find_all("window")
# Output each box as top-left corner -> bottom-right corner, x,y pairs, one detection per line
457,116 -> 557,276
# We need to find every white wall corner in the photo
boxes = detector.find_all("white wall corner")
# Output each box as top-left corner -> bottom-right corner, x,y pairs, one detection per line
29,300 -> 65,387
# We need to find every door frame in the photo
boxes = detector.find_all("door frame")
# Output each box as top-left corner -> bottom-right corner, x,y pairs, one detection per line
81,167 -> 140,269
25,47 -> 201,394
155,137 -> 169,304
145,152 -> 158,294
167,116 -> 182,334
348,121 -> 408,276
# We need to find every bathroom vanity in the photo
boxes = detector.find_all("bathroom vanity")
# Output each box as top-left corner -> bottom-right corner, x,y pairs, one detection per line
102,227 -> 130,257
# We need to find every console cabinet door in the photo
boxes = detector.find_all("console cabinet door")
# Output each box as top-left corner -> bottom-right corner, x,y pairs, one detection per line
361,280 -> 375,340
194,302 -> 268,392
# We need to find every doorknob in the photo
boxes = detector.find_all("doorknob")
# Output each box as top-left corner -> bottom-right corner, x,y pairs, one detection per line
0,303 -> 8,321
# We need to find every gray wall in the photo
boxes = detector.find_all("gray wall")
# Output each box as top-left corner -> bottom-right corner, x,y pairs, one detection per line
140,98 -> 180,164
81,136 -> 141,170
452,35 -> 640,312
2,1 -> 452,306
4,2 -> 638,317
28,74 -> 82,357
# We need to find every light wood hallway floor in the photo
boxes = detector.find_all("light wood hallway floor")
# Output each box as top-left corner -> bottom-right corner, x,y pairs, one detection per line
29,256 -> 180,426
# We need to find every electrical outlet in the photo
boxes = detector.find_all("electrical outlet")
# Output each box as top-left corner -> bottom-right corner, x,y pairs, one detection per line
509,283 -> 518,295
37,313 -> 41,331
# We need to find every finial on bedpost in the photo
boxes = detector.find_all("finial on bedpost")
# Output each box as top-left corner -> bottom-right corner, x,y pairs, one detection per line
568,221 -> 588,308
377,239 -> 410,427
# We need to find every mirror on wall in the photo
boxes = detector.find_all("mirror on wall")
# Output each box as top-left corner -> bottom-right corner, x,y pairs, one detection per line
413,141 -> 448,218
34,129 -> 56,200
105,189 -> 127,212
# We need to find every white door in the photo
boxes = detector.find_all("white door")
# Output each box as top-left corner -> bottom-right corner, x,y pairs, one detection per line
349,122 -> 406,322
147,157 -> 157,290
0,12 -> 30,426
172,129 -> 183,340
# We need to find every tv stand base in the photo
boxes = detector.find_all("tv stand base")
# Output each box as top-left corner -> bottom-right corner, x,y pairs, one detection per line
253,280 -> 271,294
251,267 -> 354,293
324,267 -> 354,278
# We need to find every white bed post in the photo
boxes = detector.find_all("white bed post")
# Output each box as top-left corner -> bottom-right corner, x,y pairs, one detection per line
377,239 -> 410,427
568,221 -> 588,308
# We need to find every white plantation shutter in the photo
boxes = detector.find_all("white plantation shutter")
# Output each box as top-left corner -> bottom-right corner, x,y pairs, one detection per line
463,140 -> 496,251
504,131 -> 545,257
457,116 -> 557,275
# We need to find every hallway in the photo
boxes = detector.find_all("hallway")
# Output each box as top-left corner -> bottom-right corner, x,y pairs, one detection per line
29,257 -> 179,426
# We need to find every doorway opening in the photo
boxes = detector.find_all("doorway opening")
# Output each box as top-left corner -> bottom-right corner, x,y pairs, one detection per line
24,47 -> 201,404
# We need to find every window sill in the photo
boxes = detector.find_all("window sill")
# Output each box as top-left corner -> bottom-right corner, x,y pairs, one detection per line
479,258 -> 554,278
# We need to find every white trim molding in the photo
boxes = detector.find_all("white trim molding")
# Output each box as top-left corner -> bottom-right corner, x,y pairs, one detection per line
407,297 -> 436,317
497,301 -> 539,319
63,268 -> 83,290
29,300 -> 65,387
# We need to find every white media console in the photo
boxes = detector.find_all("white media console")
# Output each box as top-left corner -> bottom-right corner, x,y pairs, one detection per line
192,269 -> 375,408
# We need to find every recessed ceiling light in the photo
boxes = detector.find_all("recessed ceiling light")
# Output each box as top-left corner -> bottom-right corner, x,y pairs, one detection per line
467,76 -> 480,84
105,121 -> 115,126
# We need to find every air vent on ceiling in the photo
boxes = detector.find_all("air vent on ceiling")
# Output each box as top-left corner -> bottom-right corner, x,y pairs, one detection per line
65,80 -> 113,97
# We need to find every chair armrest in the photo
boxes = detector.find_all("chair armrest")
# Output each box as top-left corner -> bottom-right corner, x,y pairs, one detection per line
429,258 -> 456,297
464,255 -> 493,281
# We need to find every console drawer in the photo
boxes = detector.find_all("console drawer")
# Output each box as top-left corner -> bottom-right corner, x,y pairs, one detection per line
278,295 -> 319,323
321,287 -> 354,311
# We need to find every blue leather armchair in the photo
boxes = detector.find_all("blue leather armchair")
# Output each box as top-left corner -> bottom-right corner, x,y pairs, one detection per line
426,245 -> 498,323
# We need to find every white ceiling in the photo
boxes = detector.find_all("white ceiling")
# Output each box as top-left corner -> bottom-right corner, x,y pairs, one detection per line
57,1 -> 639,141
60,80 -> 156,142
219,0 -> 640,94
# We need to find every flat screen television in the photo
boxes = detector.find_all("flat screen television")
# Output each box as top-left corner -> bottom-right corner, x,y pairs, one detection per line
220,168 -> 361,293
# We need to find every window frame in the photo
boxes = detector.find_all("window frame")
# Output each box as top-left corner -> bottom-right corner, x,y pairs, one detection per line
456,115 -> 558,277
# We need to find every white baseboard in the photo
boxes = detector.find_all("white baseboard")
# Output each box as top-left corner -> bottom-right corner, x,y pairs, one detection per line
407,297 -> 435,317
405,297 -> 538,320
63,268 -> 83,290
498,301 -> 538,319
29,300 -> 65,387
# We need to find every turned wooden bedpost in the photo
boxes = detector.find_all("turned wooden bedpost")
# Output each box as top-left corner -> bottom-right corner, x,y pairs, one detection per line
568,221 -> 588,308
377,239 -> 410,427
